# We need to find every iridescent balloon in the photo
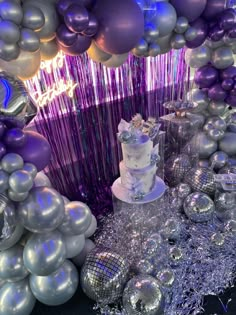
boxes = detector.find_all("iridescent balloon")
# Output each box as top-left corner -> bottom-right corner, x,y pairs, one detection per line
165,154 -> 192,186
187,132 -> 217,159
0,244 -> 29,282
8,189 -> 28,202
30,260 -> 78,306
72,239 -> 95,267
209,151 -> 228,170
23,230 -> 66,276
208,100 -> 227,116
1,153 -> 23,173
123,275 -> 164,315
206,116 -> 227,131
183,192 -> 215,222
219,132 -> 236,156
0,170 -> 9,193
187,88 -> 209,113
22,163 -> 37,178
9,170 -> 33,193
0,279 -> 36,315
33,171 -> 51,187
84,214 -> 97,238
63,233 -> 85,259
184,167 -> 216,195
17,187 -> 65,233
58,201 -> 92,236
81,247 -> 129,304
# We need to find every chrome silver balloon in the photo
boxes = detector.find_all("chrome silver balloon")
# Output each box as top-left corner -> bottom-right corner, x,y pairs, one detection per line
40,38 -> 59,61
0,41 -> 20,61
155,33 -> 172,54
171,33 -> 186,49
33,171 -> 51,187
148,43 -> 161,57
211,46 -> 234,70
187,88 -> 209,113
23,230 -> 66,276
30,260 -> 78,306
184,26 -> 198,41
183,192 -> 215,222
185,45 -> 211,68
63,233 -> 85,259
0,279 -> 36,315
144,23 -> 159,43
19,28 -> 40,52
58,201 -> 92,236
184,167 -> 216,195
208,128 -> 225,141
132,38 -> 148,57
72,239 -> 95,267
123,275 -> 164,315
8,189 -> 28,202
208,101 -> 227,116
187,132 -> 217,159
219,132 -> 236,156
1,153 -> 23,173
0,20 -> 20,44
22,163 -> 37,178
17,187 -> 65,233
81,247 -> 129,304
84,214 -> 97,238
0,244 -> 29,282
206,116 -> 227,131
22,5 -> 45,31
175,16 -> 188,34
0,0 -> 23,25
0,170 -> 9,193
9,169 -> 33,193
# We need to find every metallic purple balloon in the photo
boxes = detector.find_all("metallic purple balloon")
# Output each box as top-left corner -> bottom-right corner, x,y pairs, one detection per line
60,34 -> 91,55
93,0 -> 144,54
11,131 -> 51,172
208,83 -> 227,101
219,9 -> 236,31
220,66 -> 236,80
56,24 -> 76,47
226,95 -> 236,107
222,78 -> 234,91
0,142 -> 6,159
4,128 -> 26,148
64,4 -> 89,33
82,13 -> 98,37
208,24 -> 225,41
186,18 -> 208,49
194,65 -> 219,88
170,0 -> 207,22
202,0 -> 227,21
231,87 -> 236,96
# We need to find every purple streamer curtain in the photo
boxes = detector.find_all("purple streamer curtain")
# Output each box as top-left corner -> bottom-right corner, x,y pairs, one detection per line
26,50 -> 190,217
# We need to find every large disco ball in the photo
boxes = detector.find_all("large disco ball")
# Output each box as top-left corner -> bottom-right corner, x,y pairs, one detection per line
184,167 -> 216,195
165,154 -> 192,186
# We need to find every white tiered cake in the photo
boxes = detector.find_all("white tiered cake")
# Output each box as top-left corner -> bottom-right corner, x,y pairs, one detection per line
112,115 -> 166,204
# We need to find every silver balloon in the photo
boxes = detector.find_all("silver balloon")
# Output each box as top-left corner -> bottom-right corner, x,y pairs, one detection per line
165,154 -> 192,186
0,279 -> 36,315
0,223 -> 24,251
0,41 -> 20,61
72,238 -> 95,267
22,5 -> 45,31
208,128 -> 225,141
135,259 -> 154,275
175,16 -> 188,34
9,169 -> 33,193
58,201 -> 92,236
183,192 -> 215,222
209,151 -> 228,170
17,187 -> 65,233
19,28 -> 40,52
22,163 -> 37,178
0,0 -> 23,25
219,132 -> 236,156
176,183 -> 191,199
144,23 -> 159,43
211,46 -> 234,69
23,230 -> 66,276
208,101 -> 227,116
63,233 -> 85,259
155,33 -> 172,54
23,0 -> 59,42
87,40 -> 111,62
171,33 -> 186,49
8,189 -> 28,202
206,116 -> 227,131
103,53 -> 128,68
188,132 -> 217,159
0,20 -> 20,44
33,171 -> 51,187
30,260 -> 78,306
150,2 -> 177,37
81,247 -> 129,304
205,39 -> 224,49
184,26 -> 198,41
84,214 -> 97,238
186,112 -> 206,129
40,38 -> 59,61
0,49 -> 41,80
187,88 -> 209,113
184,167 -> 216,195
185,46 -> 211,68
148,43 -> 161,57
62,195 -> 70,205
123,275 -> 164,315
156,268 -> 175,287
0,244 -> 29,281
0,170 -> 9,193
1,153 -> 23,173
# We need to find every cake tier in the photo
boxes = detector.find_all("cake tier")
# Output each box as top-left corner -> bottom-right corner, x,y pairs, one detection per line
119,161 -> 157,195
121,135 -> 153,169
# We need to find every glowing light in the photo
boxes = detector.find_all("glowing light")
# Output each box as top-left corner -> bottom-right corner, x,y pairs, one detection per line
40,51 -> 65,74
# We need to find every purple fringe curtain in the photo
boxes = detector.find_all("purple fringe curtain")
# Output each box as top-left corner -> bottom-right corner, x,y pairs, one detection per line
26,51 -> 190,217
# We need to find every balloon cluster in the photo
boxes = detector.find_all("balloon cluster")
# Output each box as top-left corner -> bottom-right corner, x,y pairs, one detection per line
0,73 -> 97,315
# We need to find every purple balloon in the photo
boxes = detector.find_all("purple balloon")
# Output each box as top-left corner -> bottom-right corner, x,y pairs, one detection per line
227,26 -> 236,39
93,0 -> 144,54
208,83 -> 227,101
82,13 -> 98,37
226,95 -> 236,107
194,65 -> 219,88
220,66 -> 236,80
60,34 -> 91,55
56,24 -> 76,47
208,24 -> 225,41
231,87 -> 236,96
219,9 -> 236,31
222,78 -> 234,91
0,122 -> 6,139
170,0 -> 207,22
202,0 -> 227,21
4,128 -> 26,148
11,131 -> 51,172
64,4 -> 89,33
0,142 -> 6,159
186,18 -> 208,49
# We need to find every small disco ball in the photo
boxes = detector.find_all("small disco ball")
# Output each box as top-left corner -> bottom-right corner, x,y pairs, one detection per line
183,192 -> 215,222
80,247 -> 129,305
165,154 -> 192,186
184,167 -> 216,195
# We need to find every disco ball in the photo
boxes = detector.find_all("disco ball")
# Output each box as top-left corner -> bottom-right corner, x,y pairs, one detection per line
80,247 -> 129,305
165,154 -> 192,186
183,192 -> 215,222
184,167 -> 216,195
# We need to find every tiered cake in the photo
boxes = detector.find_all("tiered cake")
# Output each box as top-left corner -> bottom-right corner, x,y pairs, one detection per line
112,115 -> 166,204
